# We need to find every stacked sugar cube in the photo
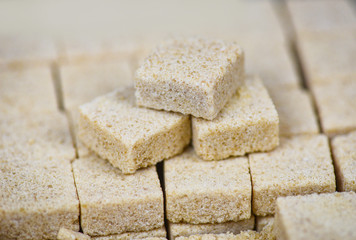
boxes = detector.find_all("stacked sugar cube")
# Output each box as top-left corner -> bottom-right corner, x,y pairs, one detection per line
74,36 -> 281,239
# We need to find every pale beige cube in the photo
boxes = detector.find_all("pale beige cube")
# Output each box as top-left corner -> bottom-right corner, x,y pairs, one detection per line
297,31 -> 356,85
60,60 -> 133,110
58,228 -> 91,240
79,86 -> 190,173
274,192 -> 356,240
92,227 -> 166,240
0,113 -> 79,240
135,37 -> 244,120
256,216 -> 274,232
313,80 -> 356,136
72,155 -> 164,236
168,217 -> 254,239
192,76 -> 279,161
0,66 -> 57,114
287,0 -> 356,34
249,134 -> 336,216
165,148 -> 251,224
242,40 -> 300,90
0,36 -> 57,66
331,131 -> 356,192
268,88 -> 319,137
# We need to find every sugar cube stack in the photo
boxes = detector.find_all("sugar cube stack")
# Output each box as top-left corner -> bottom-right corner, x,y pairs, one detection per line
3,6 -> 356,237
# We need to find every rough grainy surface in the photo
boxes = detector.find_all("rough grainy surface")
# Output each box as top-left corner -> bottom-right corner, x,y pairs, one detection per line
92,227 -> 166,240
287,0 -> 356,34
79,86 -> 190,173
274,192 -> 356,240
249,134 -> 336,216
165,148 -> 251,224
168,217 -> 254,239
0,112 -> 75,162
297,31 -> 356,86
192,76 -> 279,160
269,88 -> 319,137
0,65 -> 57,114
58,228 -> 91,240
256,216 -> 274,232
60,60 -> 133,110
72,155 -> 164,236
135,37 -> 244,120
0,113 -> 79,240
331,131 -> 356,192
0,36 -> 57,65
175,222 -> 275,240
312,80 -> 356,136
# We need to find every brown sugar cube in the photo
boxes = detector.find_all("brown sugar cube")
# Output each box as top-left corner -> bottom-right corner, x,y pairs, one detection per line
135,37 -> 244,120
0,113 -> 79,240
57,228 -> 91,240
274,192 -> 356,240
249,134 -> 336,216
331,131 -> 356,192
268,88 -> 319,137
192,76 -> 279,161
168,217 -> 254,239
0,66 -> 57,114
287,0 -> 356,34
72,155 -> 164,236
296,31 -> 356,86
78,86 -> 190,173
91,227 -> 166,240
313,80 -> 356,136
165,148 -> 251,224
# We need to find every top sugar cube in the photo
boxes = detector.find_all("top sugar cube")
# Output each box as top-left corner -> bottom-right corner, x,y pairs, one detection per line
135,37 -> 244,120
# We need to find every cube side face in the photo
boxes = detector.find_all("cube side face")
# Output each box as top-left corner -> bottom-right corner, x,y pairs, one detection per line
135,38 -> 244,120
0,206 -> 79,240
193,117 -> 279,161
81,197 -> 164,236
131,116 -> 191,169
166,190 -> 251,224
78,110 -> 134,173
73,158 -> 164,236
250,135 -> 336,216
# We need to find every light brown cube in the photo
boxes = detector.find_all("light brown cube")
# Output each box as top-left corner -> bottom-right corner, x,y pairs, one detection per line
72,155 -> 164,236
297,31 -> 356,86
242,39 -> 300,90
0,66 -> 57,114
268,88 -> 319,137
274,192 -> 356,240
58,228 -> 91,240
168,217 -> 254,239
249,134 -> 336,216
287,0 -> 356,34
79,86 -> 191,173
331,131 -> 356,192
192,76 -> 279,160
165,148 -> 251,224
313,80 -> 356,136
0,113 -> 79,240
135,37 -> 244,120
92,227 -> 166,240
